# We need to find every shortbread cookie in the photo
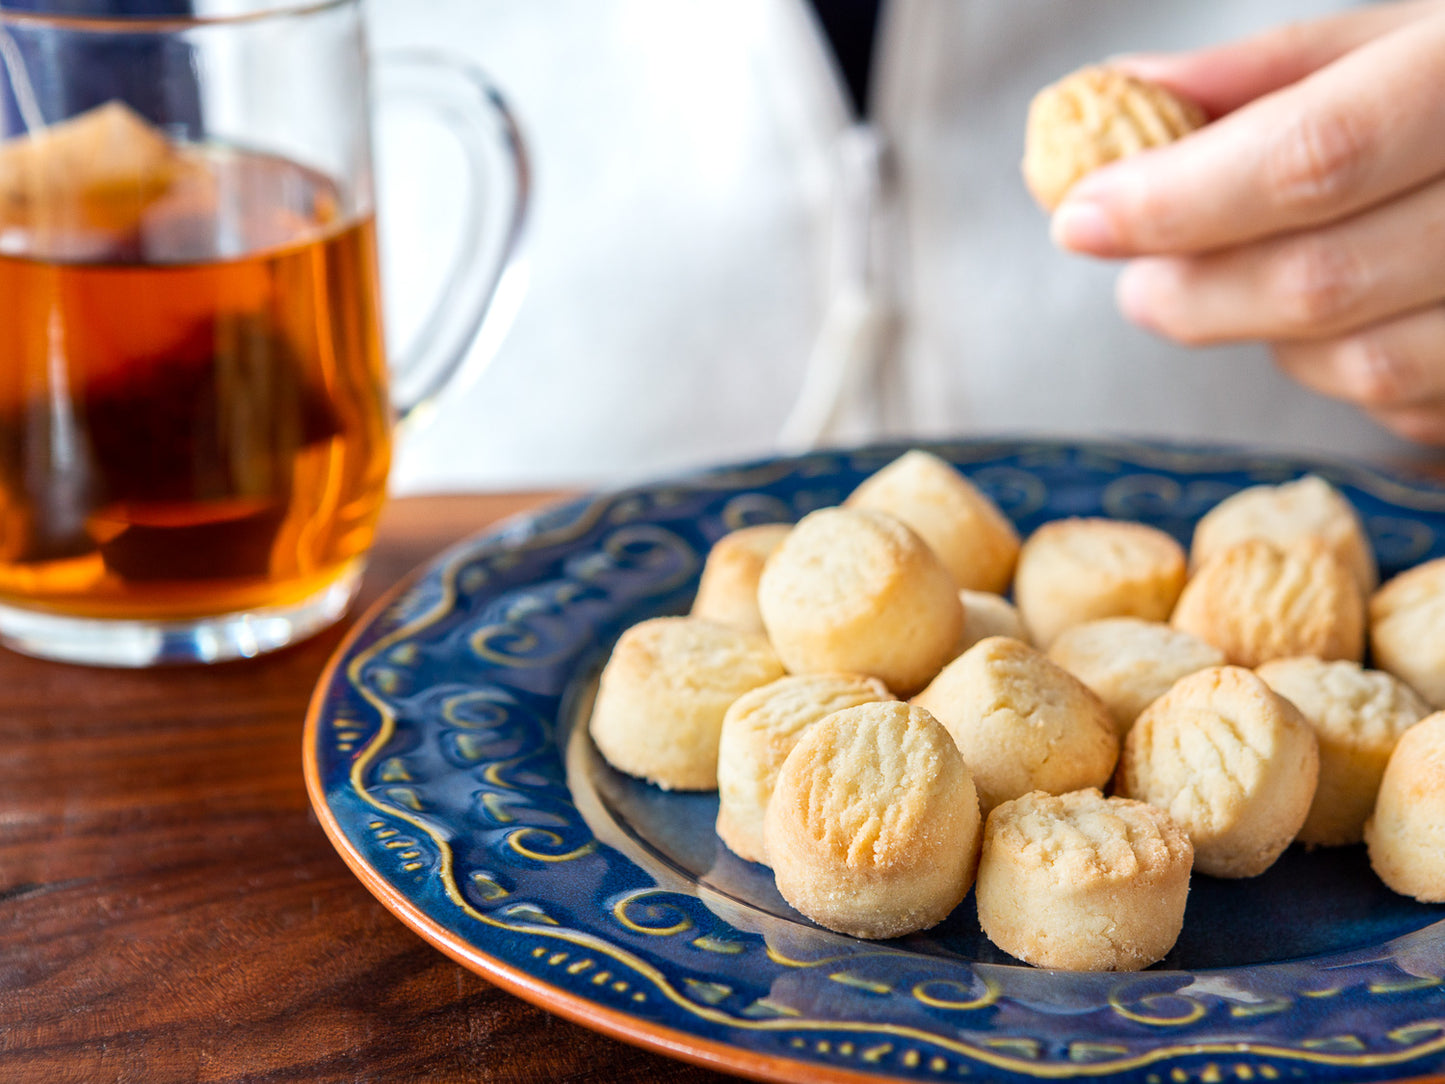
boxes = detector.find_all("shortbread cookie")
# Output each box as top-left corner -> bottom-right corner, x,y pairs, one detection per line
1366,712 -> 1445,901
1023,66 -> 1207,211
1117,666 -> 1318,878
956,590 -> 1027,655
715,672 -> 892,864
690,523 -> 791,633
1371,557 -> 1445,707
589,616 -> 785,791
976,789 -> 1193,971
1190,475 -> 1377,593
845,450 -> 1020,593
1047,618 -> 1226,737
765,701 -> 982,938
912,636 -> 1118,814
1171,538 -> 1365,668
758,506 -> 963,696
1257,657 -> 1429,846
1013,518 -> 1187,648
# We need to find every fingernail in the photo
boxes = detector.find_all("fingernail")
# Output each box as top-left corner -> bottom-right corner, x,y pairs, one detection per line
1116,261 -> 1160,328
1051,199 -> 1119,253
1105,51 -> 1169,76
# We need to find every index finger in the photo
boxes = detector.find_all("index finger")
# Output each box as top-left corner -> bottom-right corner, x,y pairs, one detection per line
1118,0 -> 1445,117
1053,10 -> 1445,258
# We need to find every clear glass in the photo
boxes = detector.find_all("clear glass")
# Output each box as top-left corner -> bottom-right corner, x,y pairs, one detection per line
0,0 -> 526,665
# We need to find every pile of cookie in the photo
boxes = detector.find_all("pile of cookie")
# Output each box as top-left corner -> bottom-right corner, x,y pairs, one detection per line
587,450 -> 1445,971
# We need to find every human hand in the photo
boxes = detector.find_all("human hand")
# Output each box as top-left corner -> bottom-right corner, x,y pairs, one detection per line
1051,0 -> 1445,444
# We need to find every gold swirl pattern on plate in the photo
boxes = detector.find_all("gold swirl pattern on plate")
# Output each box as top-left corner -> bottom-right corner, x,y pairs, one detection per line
1108,986 -> 1208,1028
911,977 -> 1001,1012
612,891 -> 695,937
969,465 -> 1050,519
505,828 -> 597,864
329,444 -> 1445,1080
719,493 -> 792,531
470,524 -> 700,668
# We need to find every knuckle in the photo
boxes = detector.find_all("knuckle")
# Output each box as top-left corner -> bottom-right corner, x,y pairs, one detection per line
1270,341 -> 1313,384
1120,182 -> 1190,251
1343,336 -> 1419,409
1268,237 -> 1364,330
1165,318 -> 1218,348
1146,302 -> 1218,347
1264,106 -> 1371,212
1135,192 -> 1184,249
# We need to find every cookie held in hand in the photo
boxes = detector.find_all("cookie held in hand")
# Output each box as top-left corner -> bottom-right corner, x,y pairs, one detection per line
1023,65 -> 1207,211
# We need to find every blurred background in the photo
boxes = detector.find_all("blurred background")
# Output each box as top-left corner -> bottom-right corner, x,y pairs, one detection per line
6,0 -> 1414,495
373,0 -> 851,493
373,0 -> 1412,496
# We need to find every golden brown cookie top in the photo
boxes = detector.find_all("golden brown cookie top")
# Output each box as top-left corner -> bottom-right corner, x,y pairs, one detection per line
1256,656 -> 1428,748
1122,665 -> 1314,828
1372,555 -> 1445,622
986,788 -> 1192,883
845,449 -> 1020,593
1023,66 -> 1206,211
1171,537 -> 1365,668
1190,475 -> 1377,594
604,615 -> 783,696
770,700 -> 969,872
760,507 -> 933,614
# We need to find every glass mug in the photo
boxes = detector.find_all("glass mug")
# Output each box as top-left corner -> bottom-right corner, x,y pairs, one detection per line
0,0 -> 526,665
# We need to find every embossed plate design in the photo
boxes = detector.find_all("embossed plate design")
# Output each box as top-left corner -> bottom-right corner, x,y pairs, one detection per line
305,439 -> 1445,1084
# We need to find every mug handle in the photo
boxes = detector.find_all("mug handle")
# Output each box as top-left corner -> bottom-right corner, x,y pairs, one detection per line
372,51 -> 531,427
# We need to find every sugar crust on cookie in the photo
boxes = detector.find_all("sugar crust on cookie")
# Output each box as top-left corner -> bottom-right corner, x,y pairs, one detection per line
912,635 -> 1118,814
1117,665 -> 1318,878
1256,656 -> 1428,846
758,506 -> 963,696
845,449 -> 1020,594
1171,537 -> 1364,668
1014,517 -> 1187,649
1047,617 -> 1226,737
715,672 -> 893,865
764,701 -> 982,939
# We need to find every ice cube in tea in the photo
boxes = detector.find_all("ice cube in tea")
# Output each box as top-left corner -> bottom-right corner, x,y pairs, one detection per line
0,101 -> 188,252
0,136 -> 392,620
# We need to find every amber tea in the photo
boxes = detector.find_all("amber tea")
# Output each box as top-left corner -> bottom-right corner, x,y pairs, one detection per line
0,117 -> 393,621
0,2 -> 525,665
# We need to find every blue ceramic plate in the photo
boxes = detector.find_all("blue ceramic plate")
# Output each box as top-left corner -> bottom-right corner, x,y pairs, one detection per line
304,439 -> 1445,1083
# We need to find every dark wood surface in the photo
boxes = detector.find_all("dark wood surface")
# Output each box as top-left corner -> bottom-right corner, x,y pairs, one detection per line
0,493 -> 744,1084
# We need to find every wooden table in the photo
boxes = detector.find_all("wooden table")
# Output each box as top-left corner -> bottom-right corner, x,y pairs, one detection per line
0,494 -> 743,1084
